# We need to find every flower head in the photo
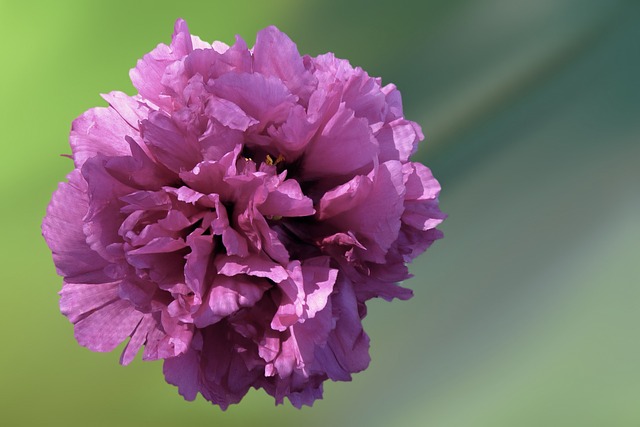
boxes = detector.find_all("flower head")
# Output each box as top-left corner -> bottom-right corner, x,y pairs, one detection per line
42,19 -> 445,408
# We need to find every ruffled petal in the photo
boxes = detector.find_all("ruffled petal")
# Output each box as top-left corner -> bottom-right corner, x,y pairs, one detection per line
42,170 -> 110,283
215,254 -> 288,283
74,298 -> 143,352
376,118 -> 423,162
70,107 -> 134,168
209,72 -> 297,131
59,282 -> 120,323
194,275 -> 269,328
253,26 -> 317,103
130,18 -> 195,106
140,111 -> 202,173
120,313 -> 159,365
319,161 -> 405,262
259,179 -> 315,218
301,103 -> 378,180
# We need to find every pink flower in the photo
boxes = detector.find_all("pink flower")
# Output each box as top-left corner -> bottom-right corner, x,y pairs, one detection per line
42,19 -> 445,408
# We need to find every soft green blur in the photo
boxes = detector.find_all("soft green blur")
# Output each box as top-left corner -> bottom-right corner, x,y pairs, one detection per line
2,0 -> 638,425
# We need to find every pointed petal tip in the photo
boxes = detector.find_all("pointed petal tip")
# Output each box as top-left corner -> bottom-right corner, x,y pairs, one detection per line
174,18 -> 189,34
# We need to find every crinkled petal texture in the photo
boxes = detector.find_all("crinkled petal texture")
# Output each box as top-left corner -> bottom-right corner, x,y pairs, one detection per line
42,19 -> 445,409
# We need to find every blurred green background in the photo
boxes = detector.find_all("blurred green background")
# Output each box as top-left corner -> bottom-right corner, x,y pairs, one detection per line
1,0 -> 639,425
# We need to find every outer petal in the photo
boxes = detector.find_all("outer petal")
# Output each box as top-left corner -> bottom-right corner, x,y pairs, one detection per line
74,298 -> 143,352
69,106 -> 134,168
59,282 -> 120,323
82,155 -> 137,262
341,69 -> 387,124
319,161 -> 405,262
42,170 -> 110,283
376,119 -> 423,163
120,313 -> 159,365
403,162 -> 441,201
163,345 -> 201,401
104,137 -> 176,190
314,276 -> 370,381
166,324 -> 262,409
130,18 -> 194,106
183,35 -> 252,81
100,91 -> 154,131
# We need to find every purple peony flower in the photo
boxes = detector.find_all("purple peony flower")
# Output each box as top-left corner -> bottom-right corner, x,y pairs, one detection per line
42,19 -> 445,408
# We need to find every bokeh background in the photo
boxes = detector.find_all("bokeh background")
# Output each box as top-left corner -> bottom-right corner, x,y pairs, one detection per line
1,0 -> 638,425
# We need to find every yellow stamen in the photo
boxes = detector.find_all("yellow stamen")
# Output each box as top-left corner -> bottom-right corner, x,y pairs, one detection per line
265,154 -> 285,166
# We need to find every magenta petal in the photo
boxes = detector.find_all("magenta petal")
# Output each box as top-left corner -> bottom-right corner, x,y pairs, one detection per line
299,257 -> 337,318
205,96 -> 258,131
260,180 -> 315,218
267,105 -> 317,159
101,91 -> 153,131
171,18 -> 195,56
353,278 -> 413,302
216,254 -> 288,283
59,282 -> 120,323
341,69 -> 387,124
118,277 -> 156,309
127,237 -> 187,255
130,19 -> 194,106
184,234 -> 214,297
184,35 -> 252,81
194,275 -> 269,328
163,346 -> 200,401
140,111 -> 202,172
317,175 -> 372,220
70,106 -> 134,168
120,313 -> 157,365
402,201 -> 446,231
200,122 -> 245,162
376,118 -> 423,162
210,195 -> 249,257
42,170 -> 110,283
403,162 -> 441,201
253,26 -> 317,102
105,136 -> 175,190
322,161 -> 405,262
272,257 -> 337,331
301,103 -> 378,179
209,72 -> 297,130
82,155 -> 137,261
74,298 -> 143,352
315,276 -> 370,381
